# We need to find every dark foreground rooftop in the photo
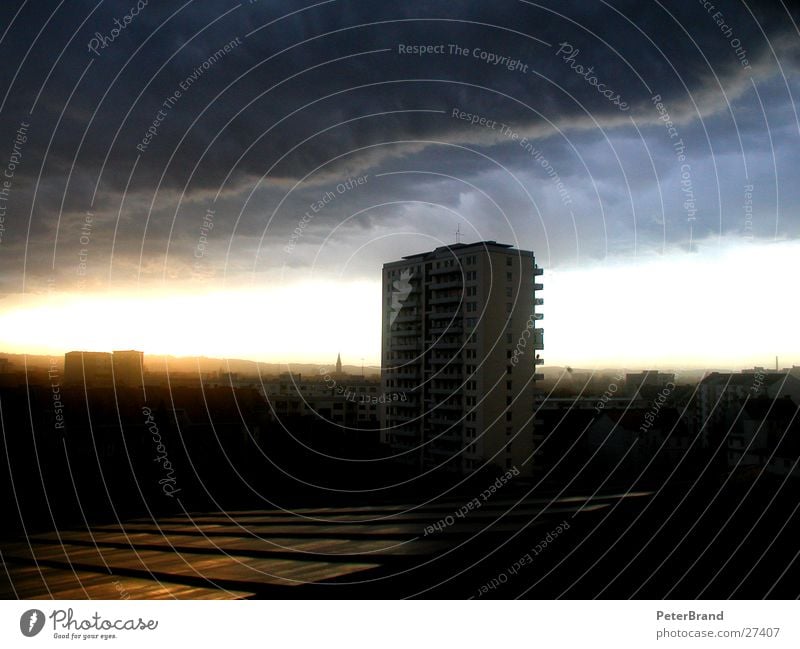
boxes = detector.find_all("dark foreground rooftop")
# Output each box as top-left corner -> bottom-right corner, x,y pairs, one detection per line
1,483 -> 796,599
1,491 -> 649,599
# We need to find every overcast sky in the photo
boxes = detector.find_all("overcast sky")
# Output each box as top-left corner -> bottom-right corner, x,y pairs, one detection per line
0,0 -> 797,367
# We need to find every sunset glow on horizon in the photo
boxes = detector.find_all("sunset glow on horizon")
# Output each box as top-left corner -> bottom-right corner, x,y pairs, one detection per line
0,238 -> 796,371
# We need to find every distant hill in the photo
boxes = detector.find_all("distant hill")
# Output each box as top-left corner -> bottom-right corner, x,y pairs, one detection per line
540,366 -> 710,385
0,352 -> 57,370
0,353 -> 740,383
0,351 -> 379,378
144,355 -> 379,378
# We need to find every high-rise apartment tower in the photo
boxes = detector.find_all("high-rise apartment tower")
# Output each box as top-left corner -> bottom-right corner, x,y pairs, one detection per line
381,241 -> 543,475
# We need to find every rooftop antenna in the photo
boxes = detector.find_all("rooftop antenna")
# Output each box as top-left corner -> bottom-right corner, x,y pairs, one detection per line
455,223 -> 461,244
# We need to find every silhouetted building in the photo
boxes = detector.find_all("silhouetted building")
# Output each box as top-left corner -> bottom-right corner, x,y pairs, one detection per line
64,351 -> 113,387
624,370 -> 675,397
381,241 -> 543,475
728,398 -> 799,478
112,350 -> 144,388
766,373 -> 800,404
691,371 -> 788,435
262,373 -> 385,428
64,350 -> 144,388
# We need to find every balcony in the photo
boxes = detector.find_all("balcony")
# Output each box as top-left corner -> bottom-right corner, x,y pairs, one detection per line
391,342 -> 422,351
428,324 -> 463,335
438,431 -> 463,443
428,445 -> 459,457
392,371 -> 421,380
389,328 -> 421,337
428,295 -> 462,305
437,403 -> 464,412
428,266 -> 463,277
428,386 -> 461,395
391,313 -> 420,324
427,356 -> 461,365
393,397 -> 421,407
534,283 -> 543,291
534,266 -> 543,276
429,377 -> 464,387
391,427 -> 419,437
428,306 -> 461,318
428,340 -> 462,350
426,414 -> 461,426
429,279 -> 464,290
534,298 -> 544,306
386,413 -> 417,423
533,328 -> 544,350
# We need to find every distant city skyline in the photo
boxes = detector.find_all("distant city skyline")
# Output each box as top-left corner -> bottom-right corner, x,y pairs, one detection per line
0,236 -> 796,370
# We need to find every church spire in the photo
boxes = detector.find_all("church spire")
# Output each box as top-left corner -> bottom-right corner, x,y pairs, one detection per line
336,353 -> 342,375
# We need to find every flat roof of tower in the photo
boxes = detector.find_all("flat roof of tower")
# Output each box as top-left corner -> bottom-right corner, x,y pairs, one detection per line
396,240 -> 531,262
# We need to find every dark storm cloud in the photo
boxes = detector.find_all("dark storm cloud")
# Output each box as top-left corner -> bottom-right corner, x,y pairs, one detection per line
0,0 -> 797,288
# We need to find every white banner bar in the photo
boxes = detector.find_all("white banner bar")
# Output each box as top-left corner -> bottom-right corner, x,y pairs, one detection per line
1,600 -> 797,648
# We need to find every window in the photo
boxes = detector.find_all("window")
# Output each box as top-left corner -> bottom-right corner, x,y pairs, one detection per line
506,287 -> 512,298
506,426 -> 513,436
506,333 -> 512,344
506,411 -> 512,421
506,380 -> 512,390
507,257 -> 512,266
506,272 -> 512,281
507,365 -> 513,374
506,303 -> 513,313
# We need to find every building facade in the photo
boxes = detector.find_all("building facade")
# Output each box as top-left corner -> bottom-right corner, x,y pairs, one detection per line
64,351 -> 113,387
261,371 -> 386,429
381,241 -> 543,475
64,350 -> 144,388
112,350 -> 144,388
